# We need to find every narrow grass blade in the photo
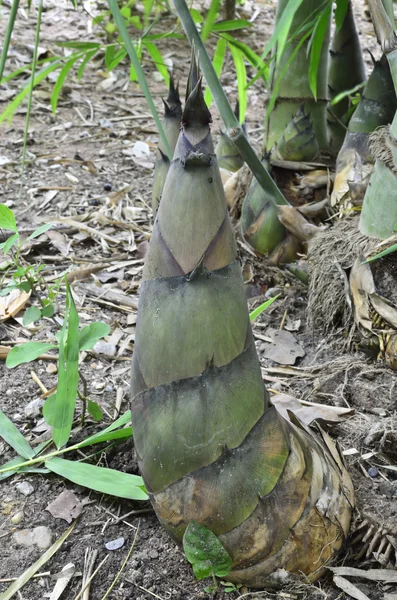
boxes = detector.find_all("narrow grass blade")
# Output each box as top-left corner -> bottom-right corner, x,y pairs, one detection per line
229,43 -> 247,122
0,409 -> 34,459
52,281 -> 79,448
46,457 -> 148,500
0,0 -> 20,83
249,295 -> 279,322
364,243 -> 397,263
309,4 -> 332,99
75,427 -> 132,449
143,41 -> 170,85
0,521 -> 77,600
201,0 -> 221,41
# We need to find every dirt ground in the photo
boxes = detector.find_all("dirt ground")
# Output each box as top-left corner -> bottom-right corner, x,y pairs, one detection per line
0,1 -> 396,599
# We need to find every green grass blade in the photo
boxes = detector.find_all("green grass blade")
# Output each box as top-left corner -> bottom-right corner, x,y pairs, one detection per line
51,53 -> 81,113
335,0 -> 349,30
228,43 -> 247,123
46,457 -> 148,500
0,409 -> 35,459
211,19 -> 251,32
0,521 -> 77,600
77,48 -> 99,80
201,0 -> 221,41
75,427 -> 132,449
204,37 -> 227,106
52,281 -> 79,448
0,0 -> 20,83
249,295 -> 279,322
364,243 -> 397,263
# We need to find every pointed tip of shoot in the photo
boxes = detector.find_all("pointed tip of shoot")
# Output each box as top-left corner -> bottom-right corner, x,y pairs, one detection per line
167,73 -> 181,108
185,46 -> 200,102
182,77 -> 212,128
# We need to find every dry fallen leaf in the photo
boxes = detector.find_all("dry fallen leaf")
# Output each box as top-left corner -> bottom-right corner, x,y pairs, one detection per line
46,490 -> 83,523
271,394 -> 354,425
0,289 -> 31,321
262,328 -> 305,365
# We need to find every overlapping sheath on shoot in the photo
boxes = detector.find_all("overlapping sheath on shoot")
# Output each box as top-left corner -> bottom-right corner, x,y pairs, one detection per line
130,59 -> 354,587
152,75 -> 182,214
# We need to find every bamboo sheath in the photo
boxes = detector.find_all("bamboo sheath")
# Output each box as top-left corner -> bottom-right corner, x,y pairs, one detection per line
130,72 -> 354,587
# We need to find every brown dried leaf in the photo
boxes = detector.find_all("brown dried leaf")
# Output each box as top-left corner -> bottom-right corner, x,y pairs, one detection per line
272,394 -> 354,425
0,289 -> 31,322
333,575 -> 371,600
277,205 -> 323,242
46,490 -> 83,523
262,328 -> 305,365
349,257 -> 375,333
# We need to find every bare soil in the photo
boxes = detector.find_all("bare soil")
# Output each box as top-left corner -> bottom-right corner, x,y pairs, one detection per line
1,1 -> 396,600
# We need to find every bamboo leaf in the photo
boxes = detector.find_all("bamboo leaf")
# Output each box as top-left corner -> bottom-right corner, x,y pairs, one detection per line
222,34 -> 268,80
0,60 -> 63,124
75,426 -> 132,449
260,0 -> 305,63
183,521 -> 232,580
77,48 -> 98,80
249,295 -> 279,322
105,45 -> 117,70
0,205 -> 17,232
27,223 -> 52,240
78,322 -> 111,351
309,4 -> 332,100
211,19 -> 252,32
107,48 -> 127,71
55,41 -> 101,50
51,281 -> 80,448
201,0 -> 221,41
80,410 -> 131,447
0,409 -> 35,459
204,37 -> 227,107
6,342 -> 57,368
51,53 -> 82,113
228,44 -> 247,123
0,521 -> 77,600
143,41 -> 170,85
45,457 -> 148,500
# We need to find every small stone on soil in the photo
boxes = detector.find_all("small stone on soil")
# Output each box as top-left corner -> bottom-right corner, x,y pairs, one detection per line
105,537 -> 125,550
368,467 -> 378,478
24,398 -> 44,418
93,341 -> 117,356
32,526 -> 53,550
11,511 -> 24,525
16,481 -> 35,496
46,363 -> 58,375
